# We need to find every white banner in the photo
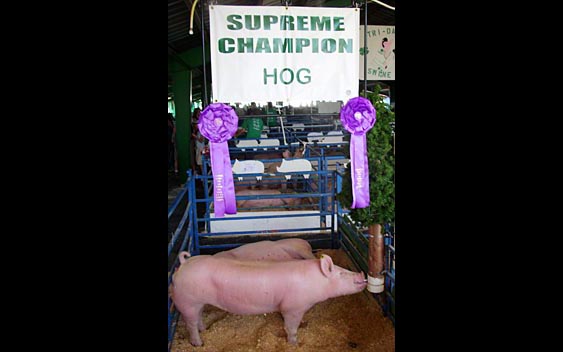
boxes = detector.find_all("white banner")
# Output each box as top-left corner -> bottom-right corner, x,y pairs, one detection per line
359,25 -> 395,80
209,5 -> 359,104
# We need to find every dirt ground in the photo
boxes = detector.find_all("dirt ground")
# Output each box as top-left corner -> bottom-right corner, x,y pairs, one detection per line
170,249 -> 395,352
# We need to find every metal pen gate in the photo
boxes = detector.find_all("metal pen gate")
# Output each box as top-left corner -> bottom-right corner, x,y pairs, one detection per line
167,155 -> 395,351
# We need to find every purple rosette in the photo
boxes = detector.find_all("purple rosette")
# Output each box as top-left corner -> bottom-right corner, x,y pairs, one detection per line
340,97 -> 376,209
198,103 -> 239,217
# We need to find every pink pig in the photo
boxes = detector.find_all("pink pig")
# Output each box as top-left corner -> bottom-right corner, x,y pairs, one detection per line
213,238 -> 316,261
171,254 -> 367,346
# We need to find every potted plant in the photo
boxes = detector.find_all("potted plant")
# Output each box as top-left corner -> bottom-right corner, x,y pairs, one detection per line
338,85 -> 395,294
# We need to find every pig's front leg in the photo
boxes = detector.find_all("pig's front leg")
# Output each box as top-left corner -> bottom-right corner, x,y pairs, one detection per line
281,309 -> 307,345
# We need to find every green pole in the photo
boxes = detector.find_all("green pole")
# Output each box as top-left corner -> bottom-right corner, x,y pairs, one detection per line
171,69 -> 192,184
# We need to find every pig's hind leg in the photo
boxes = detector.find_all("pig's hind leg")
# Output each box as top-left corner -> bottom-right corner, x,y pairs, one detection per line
281,309 -> 307,345
197,305 -> 206,332
180,303 -> 205,346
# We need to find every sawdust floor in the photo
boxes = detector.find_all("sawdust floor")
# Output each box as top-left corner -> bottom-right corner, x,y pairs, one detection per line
171,249 -> 395,352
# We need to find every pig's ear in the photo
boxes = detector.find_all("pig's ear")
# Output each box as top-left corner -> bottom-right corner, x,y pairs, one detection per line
319,254 -> 334,277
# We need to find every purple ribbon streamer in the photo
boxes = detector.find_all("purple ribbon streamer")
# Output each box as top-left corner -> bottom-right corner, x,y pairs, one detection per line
209,142 -> 237,217
340,97 -> 375,209
350,134 -> 370,208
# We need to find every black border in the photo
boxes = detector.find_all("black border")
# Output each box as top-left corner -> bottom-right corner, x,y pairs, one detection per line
18,2 -> 168,349
396,1 -> 550,349
12,1 -> 552,349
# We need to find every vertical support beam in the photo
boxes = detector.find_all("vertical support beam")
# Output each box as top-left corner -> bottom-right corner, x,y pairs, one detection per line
172,69 -> 193,183
363,0 -> 368,96
201,1 -> 208,106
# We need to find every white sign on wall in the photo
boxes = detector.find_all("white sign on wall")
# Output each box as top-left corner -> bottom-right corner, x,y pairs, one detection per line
359,25 -> 395,81
209,5 -> 359,103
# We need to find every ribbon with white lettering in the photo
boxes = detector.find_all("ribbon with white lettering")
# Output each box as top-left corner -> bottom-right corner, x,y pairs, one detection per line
340,97 -> 376,208
198,103 -> 238,217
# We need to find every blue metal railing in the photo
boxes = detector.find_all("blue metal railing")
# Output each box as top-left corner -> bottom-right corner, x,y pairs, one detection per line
168,151 -> 394,349
190,164 -> 337,254
168,171 -> 196,352
384,223 -> 396,324
334,165 -> 395,325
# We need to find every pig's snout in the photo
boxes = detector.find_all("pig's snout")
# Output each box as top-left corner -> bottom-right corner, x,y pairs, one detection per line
354,271 -> 368,286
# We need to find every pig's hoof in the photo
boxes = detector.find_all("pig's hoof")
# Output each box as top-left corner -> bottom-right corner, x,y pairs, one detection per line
190,338 -> 203,347
287,337 -> 298,345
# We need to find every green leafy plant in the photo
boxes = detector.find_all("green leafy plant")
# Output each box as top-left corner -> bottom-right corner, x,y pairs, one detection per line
338,86 -> 395,228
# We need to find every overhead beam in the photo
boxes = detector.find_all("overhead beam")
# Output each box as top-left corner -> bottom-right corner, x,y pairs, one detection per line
168,33 -> 190,42
322,0 -> 352,7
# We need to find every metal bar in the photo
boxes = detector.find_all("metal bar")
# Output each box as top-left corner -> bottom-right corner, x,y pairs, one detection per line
168,185 -> 188,219
168,31 -> 189,40
198,210 -> 332,221
339,219 -> 369,249
168,310 -> 180,352
237,204 -> 318,211
234,192 -> 333,201
340,224 -> 368,259
202,226 -> 333,237
168,11 -> 188,20
200,237 -> 325,251
199,176 -> 325,184
168,201 -> 192,256
179,221 -> 192,259
341,236 -> 368,274
336,201 -> 342,245
279,116 -> 288,145
168,226 -> 193,283
188,174 -> 201,255
194,191 -> 329,202
201,1 -> 208,106
168,174 -> 195,351
331,171 -> 337,248
202,171 -> 325,180
240,112 -> 340,118
201,156 -> 210,233
168,21 -> 189,30
364,0 -> 368,96
198,243 -> 241,250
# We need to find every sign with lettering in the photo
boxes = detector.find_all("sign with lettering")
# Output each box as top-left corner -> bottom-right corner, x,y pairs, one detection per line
359,25 -> 395,80
209,5 -> 359,103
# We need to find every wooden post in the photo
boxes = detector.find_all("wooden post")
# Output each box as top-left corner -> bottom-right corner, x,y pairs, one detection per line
367,224 -> 385,293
